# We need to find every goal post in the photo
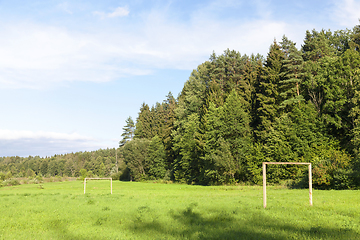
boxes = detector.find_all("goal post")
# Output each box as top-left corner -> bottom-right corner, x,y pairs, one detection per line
263,162 -> 312,208
84,178 -> 112,194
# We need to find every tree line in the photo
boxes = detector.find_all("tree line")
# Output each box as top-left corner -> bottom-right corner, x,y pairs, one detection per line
0,149 -> 118,180
2,24 -> 360,189
118,24 -> 360,189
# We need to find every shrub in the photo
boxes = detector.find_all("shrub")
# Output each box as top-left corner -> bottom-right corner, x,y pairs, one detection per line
3,179 -> 20,186
311,147 -> 353,190
0,172 -> 5,181
36,175 -> 44,183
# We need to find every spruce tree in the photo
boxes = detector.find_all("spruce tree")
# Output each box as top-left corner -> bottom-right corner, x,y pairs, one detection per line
203,90 -> 251,184
119,116 -> 135,147
255,40 -> 285,141
135,103 -> 153,139
279,36 -> 305,110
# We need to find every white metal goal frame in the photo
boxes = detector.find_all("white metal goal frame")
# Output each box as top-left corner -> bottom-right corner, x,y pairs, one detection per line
84,178 -> 112,194
263,162 -> 312,208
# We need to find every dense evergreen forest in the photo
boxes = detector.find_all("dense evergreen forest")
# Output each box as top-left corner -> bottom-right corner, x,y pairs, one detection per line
2,24 -> 360,189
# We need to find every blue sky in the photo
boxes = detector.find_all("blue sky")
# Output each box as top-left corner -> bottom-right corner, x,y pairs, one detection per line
0,0 -> 359,157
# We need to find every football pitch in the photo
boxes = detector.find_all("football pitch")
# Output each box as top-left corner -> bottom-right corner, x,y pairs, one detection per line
0,181 -> 359,239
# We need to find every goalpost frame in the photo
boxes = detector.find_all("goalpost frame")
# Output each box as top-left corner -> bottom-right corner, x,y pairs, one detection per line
84,178 -> 113,194
263,162 -> 312,208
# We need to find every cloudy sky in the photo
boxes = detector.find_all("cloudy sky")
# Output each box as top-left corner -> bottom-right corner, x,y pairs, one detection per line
0,0 -> 359,157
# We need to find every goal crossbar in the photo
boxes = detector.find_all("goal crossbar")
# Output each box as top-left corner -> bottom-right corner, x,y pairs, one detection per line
263,162 -> 312,208
84,178 -> 112,194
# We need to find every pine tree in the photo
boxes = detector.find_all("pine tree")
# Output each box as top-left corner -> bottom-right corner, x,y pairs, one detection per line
162,92 -> 177,168
146,136 -> 167,179
172,113 -> 204,184
350,24 -> 360,52
203,90 -> 251,184
279,36 -> 305,110
119,116 -> 135,147
135,103 -> 153,139
255,40 -> 285,141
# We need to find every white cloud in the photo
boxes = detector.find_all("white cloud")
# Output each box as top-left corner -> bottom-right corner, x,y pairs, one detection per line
0,129 -> 110,157
93,6 -> 129,19
0,129 -> 93,141
332,0 -> 360,27
0,22 -> 151,89
108,7 -> 130,18
0,2 -> 310,90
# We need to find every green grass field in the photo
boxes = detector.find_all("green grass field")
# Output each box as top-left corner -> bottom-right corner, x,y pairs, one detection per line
0,181 -> 359,240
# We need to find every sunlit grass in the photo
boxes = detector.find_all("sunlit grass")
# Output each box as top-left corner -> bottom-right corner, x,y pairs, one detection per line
0,181 -> 359,239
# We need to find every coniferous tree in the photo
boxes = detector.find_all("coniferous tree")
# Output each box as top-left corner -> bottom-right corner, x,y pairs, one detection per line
119,116 -> 135,147
162,92 -> 177,168
203,90 -> 251,184
135,104 -> 153,139
146,136 -> 167,179
279,36 -> 305,110
350,24 -> 360,52
255,40 -> 285,141
121,138 -> 150,181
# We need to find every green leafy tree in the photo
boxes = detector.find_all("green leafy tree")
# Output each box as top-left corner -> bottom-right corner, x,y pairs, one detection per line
0,172 -> 5,181
121,138 -> 151,181
79,168 -> 87,180
146,136 -> 167,179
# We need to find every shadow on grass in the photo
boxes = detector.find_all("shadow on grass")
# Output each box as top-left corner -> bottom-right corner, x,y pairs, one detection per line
129,204 -> 360,240
47,219 -> 107,240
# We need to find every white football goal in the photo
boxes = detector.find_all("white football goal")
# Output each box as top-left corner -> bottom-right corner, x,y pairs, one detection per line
84,178 -> 112,194
263,162 -> 312,208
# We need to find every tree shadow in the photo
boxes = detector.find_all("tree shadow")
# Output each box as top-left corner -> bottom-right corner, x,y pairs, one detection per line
128,203 -> 360,239
46,219 -> 107,240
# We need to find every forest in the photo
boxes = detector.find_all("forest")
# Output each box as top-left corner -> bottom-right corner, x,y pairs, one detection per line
2,24 -> 360,189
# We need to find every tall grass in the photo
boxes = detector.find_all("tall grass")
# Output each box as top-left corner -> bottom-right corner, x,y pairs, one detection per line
0,181 -> 359,239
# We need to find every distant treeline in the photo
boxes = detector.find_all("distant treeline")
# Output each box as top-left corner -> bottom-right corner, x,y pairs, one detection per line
0,149 -> 118,181
3,24 -> 360,189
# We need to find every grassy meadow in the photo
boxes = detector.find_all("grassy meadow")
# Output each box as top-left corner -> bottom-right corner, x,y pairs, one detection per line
0,181 -> 359,240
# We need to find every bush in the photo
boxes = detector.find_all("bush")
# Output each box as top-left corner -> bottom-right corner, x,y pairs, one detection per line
3,179 -> 20,186
311,146 -> 353,190
0,172 -> 5,181
36,175 -> 44,183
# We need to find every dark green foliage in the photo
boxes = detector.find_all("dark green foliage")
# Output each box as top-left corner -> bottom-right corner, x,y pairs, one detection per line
309,144 -> 353,189
135,92 -> 177,170
146,136 -> 167,179
0,172 -> 5,181
173,113 -> 204,184
255,41 -> 285,141
279,36 -> 305,110
134,103 -> 153,139
121,138 -> 151,181
203,90 -> 251,184
120,136 -> 167,181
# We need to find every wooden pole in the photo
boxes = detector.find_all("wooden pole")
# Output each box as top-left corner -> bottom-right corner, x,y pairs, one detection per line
84,178 -> 86,194
262,162 -> 312,208
263,162 -> 266,208
309,163 -> 312,206
116,148 -> 118,173
83,178 -> 112,194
